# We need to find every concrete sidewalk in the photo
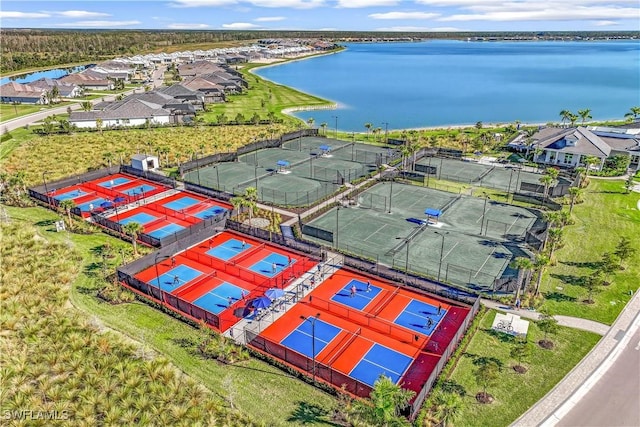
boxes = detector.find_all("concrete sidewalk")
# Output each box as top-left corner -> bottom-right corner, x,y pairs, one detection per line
512,290 -> 640,426
480,299 -> 610,335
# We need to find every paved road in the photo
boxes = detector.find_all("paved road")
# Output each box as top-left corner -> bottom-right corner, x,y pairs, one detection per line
556,327 -> 640,427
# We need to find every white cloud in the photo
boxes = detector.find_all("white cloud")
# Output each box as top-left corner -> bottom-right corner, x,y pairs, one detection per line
170,0 -> 237,7
0,11 -> 50,19
168,23 -> 211,29
336,0 -> 399,8
222,22 -> 260,29
56,10 -> 111,18
248,0 -> 325,8
594,20 -> 619,26
376,25 -> 463,31
369,11 -> 440,20
56,20 -> 142,27
171,0 -> 324,7
254,16 -> 286,21
440,5 -> 639,21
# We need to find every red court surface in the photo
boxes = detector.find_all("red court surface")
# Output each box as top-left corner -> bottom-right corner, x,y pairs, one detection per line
253,269 -> 470,398
131,231 -> 316,332
48,173 -> 169,217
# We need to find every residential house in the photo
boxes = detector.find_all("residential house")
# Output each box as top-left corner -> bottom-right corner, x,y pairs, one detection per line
0,82 -> 48,104
180,77 -> 226,103
30,78 -> 83,98
69,98 -> 171,129
531,126 -> 640,171
59,73 -> 113,90
157,84 -> 205,110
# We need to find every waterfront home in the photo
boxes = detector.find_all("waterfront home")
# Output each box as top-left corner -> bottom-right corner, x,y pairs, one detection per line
29,78 -> 83,98
531,126 -> 640,171
157,84 -> 205,110
59,73 -> 113,90
0,81 -> 48,104
180,77 -> 226,103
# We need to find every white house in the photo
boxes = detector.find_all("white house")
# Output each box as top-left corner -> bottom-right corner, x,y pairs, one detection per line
69,98 -> 171,129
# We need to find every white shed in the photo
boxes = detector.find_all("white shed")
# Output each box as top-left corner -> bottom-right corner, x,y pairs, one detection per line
131,154 -> 159,171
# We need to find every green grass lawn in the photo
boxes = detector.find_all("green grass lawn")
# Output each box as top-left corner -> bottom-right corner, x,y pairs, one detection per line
5,205 -> 339,426
203,63 -> 333,124
0,101 -> 72,122
0,127 -> 37,161
539,179 -> 640,324
444,309 -> 601,427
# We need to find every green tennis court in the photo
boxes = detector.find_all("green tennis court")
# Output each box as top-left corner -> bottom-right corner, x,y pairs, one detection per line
281,136 -> 351,152
303,182 -> 536,290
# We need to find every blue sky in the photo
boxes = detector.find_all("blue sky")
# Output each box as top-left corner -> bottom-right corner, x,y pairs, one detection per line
1,1 -> 639,32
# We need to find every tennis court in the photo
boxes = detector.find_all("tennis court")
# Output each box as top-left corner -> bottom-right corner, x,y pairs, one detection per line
350,344 -> 414,387
149,264 -> 204,292
119,212 -> 159,225
76,197 -> 109,212
394,300 -> 447,336
147,223 -> 185,239
207,238 -> 252,261
97,176 -> 131,188
193,282 -> 247,315
248,252 -> 292,277
281,318 -> 343,357
162,196 -> 202,212
304,182 -> 535,290
53,188 -> 88,201
331,279 -> 382,310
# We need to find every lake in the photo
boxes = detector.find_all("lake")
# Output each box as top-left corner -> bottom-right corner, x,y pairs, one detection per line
255,40 -> 640,131
0,65 -> 90,86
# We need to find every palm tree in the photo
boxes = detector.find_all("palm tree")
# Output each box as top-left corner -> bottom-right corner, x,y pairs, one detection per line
307,117 -> 315,128
583,155 -> 600,175
547,227 -> 564,261
533,253 -> 550,296
568,186 -> 582,214
352,375 -> 414,425
50,85 -> 60,104
568,113 -> 579,127
96,118 -> 103,134
430,390 -> 462,427
574,166 -> 587,187
559,110 -> 572,127
59,199 -> 76,229
510,257 -> 533,304
578,108 -> 592,125
122,222 -> 143,255
364,122 -> 372,140
102,152 -> 115,168
81,101 -> 92,111
624,106 -> 640,121
539,174 -> 555,203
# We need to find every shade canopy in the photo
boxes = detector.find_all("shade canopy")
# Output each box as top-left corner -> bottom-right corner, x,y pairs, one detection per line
251,296 -> 272,309
100,201 -> 114,209
277,160 -> 290,167
425,208 -> 442,217
319,144 -> 331,151
265,288 -> 285,300
114,196 -> 127,203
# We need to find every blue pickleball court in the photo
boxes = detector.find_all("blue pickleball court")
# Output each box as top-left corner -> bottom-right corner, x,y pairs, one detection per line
394,299 -> 447,336
281,318 -> 342,358
77,197 -> 109,212
349,344 -> 413,387
147,223 -> 185,239
119,212 -> 158,225
331,279 -> 381,311
121,184 -> 156,196
248,252 -> 292,277
206,239 -> 253,261
193,282 -> 246,314
98,177 -> 131,188
193,206 -> 226,219
54,189 -> 88,201
149,264 -> 203,292
162,196 -> 201,212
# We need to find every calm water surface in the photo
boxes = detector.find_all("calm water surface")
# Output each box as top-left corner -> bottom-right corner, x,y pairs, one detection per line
1,65 -> 90,86
255,40 -> 640,131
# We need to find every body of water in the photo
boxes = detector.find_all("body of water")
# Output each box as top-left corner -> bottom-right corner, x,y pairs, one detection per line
1,65 -> 90,86
255,40 -> 640,131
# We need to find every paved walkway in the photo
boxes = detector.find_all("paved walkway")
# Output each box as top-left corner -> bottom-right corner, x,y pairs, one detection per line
512,290 -> 640,426
480,299 -> 610,335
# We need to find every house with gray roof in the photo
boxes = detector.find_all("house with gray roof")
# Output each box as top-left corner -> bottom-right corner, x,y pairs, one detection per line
29,78 -> 83,98
69,98 -> 171,129
158,84 -> 205,110
531,126 -> 640,171
0,82 -> 48,104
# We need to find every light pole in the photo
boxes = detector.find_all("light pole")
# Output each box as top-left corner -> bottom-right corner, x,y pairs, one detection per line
387,178 -> 393,214
195,152 -> 201,186
214,164 -> 220,190
254,165 -> 259,189
310,148 -> 314,179
382,122 -> 389,144
481,194 -> 490,235
395,236 -> 411,284
435,231 -> 448,282
300,313 -> 321,383
332,115 -> 338,139
426,156 -> 433,187
42,171 -> 52,209
154,253 -> 170,304
335,205 -> 340,249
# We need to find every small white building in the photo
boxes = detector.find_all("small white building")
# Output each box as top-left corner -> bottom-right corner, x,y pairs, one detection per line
131,154 -> 159,171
